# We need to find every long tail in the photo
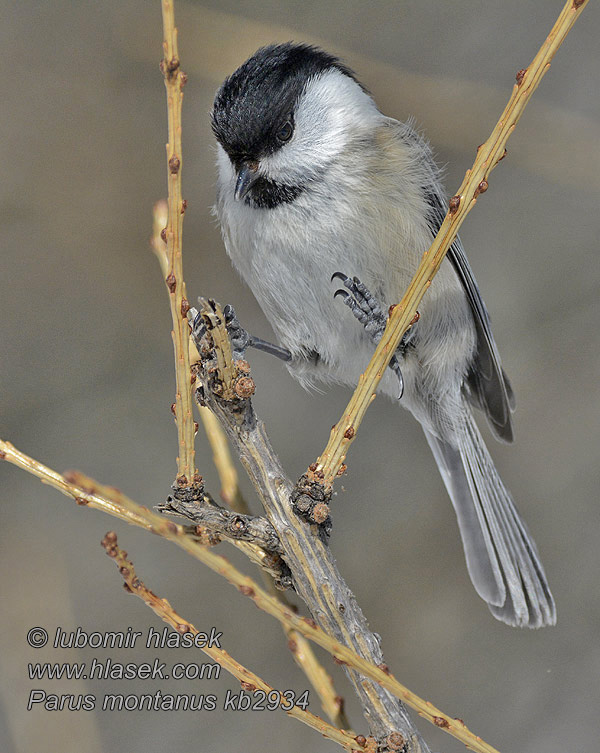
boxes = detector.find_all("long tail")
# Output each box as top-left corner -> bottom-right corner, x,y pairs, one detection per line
424,412 -> 556,628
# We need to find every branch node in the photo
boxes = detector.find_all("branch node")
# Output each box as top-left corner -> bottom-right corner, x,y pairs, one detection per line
473,179 -> 489,198
165,272 -> 176,293
448,195 -> 461,214
234,375 -> 256,399
291,474 -> 332,535
385,731 -> 407,752
164,55 -> 180,75
515,67 -> 527,85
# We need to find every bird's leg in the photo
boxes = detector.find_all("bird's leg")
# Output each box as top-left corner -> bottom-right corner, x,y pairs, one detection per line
189,304 -> 291,363
223,305 -> 292,362
331,273 -> 416,399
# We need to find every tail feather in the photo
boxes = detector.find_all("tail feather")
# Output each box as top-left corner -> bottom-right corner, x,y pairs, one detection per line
424,412 -> 556,628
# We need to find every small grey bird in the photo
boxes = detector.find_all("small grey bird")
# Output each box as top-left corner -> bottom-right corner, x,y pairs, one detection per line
209,43 -> 555,627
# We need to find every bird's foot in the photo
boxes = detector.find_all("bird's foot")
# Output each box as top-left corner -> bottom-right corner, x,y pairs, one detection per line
331,272 -> 416,399
331,273 -> 387,341
188,303 -> 252,361
188,301 -> 292,370
223,304 -> 254,361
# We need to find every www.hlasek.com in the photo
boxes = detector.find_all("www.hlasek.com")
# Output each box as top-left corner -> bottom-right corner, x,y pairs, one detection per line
25,626 -> 309,712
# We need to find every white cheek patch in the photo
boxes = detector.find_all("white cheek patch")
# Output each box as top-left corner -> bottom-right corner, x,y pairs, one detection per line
260,69 -> 379,184
216,143 -> 235,180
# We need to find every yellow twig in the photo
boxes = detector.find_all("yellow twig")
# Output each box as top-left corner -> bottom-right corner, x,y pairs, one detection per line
0,439 -> 499,753
313,0 -> 589,487
197,407 -> 245,509
101,533 -> 358,751
197,297 -> 238,400
159,2 -> 196,485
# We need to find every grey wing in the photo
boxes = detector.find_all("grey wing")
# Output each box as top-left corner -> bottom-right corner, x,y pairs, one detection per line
424,188 -> 516,443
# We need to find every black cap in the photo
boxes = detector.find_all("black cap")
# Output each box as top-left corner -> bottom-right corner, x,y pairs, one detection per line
211,43 -> 358,163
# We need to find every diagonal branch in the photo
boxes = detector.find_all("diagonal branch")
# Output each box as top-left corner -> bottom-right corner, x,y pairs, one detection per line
192,315 -> 429,751
193,363 -> 352,731
0,438 -> 499,753
101,532 -> 358,751
310,0 -> 590,489
193,370 -> 352,731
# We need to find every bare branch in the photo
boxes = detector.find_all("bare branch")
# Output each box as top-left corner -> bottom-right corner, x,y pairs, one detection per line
0,438 -> 498,753
193,391 -> 352,730
158,3 -> 197,487
192,318 -> 425,751
157,493 -> 284,555
190,358 -> 352,730
100,532 -> 358,751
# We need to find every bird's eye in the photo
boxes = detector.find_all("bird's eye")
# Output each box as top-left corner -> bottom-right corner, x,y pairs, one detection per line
275,120 -> 294,143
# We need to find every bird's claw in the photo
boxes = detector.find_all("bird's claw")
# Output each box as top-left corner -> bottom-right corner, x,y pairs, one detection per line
332,272 -> 410,400
389,355 -> 404,400
187,304 -> 252,361
188,306 -> 206,342
331,272 -> 388,341
223,304 -> 254,360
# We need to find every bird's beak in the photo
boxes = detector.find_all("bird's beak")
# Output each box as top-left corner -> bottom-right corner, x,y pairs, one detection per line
234,161 -> 260,201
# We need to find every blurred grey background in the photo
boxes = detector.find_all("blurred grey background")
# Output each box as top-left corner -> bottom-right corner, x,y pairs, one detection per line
1,1 -> 599,752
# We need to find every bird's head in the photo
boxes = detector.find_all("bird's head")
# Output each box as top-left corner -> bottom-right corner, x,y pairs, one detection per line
211,43 -> 378,209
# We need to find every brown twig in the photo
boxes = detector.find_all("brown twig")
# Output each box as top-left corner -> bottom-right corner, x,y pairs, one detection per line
153,205 -> 248,510
0,438 -> 497,753
310,0 -> 590,489
101,532 -> 358,751
158,3 -> 197,487
156,493 -> 284,555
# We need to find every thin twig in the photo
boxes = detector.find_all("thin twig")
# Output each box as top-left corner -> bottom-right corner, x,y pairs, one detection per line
101,532 -> 358,751
153,203 -> 244,509
0,439 -> 498,753
159,3 -> 197,487
311,0 -> 590,488
197,406 -> 247,510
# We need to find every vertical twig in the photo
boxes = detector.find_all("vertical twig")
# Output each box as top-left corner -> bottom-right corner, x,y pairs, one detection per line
160,2 -> 196,487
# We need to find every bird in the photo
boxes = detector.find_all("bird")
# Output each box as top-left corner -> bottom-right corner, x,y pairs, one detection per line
207,42 -> 556,628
